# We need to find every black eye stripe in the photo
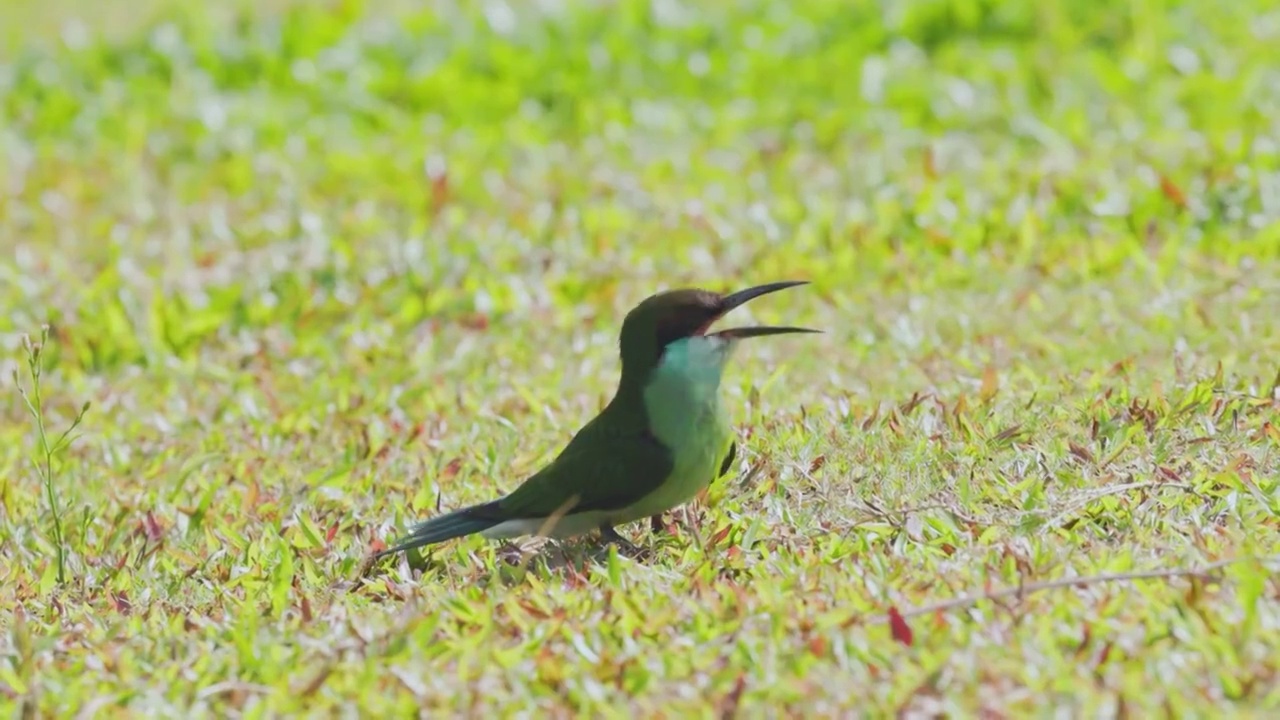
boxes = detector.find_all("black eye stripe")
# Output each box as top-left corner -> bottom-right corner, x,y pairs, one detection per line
654,308 -> 720,348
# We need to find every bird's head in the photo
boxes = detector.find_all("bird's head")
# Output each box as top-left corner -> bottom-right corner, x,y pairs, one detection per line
617,280 -> 818,380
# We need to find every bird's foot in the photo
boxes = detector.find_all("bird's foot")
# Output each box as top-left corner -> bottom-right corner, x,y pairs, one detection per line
495,540 -> 526,566
650,508 -> 704,537
598,525 -> 650,560
649,514 -> 667,535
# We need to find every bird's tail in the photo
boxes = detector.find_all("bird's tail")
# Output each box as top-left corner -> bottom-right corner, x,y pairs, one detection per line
378,502 -> 503,558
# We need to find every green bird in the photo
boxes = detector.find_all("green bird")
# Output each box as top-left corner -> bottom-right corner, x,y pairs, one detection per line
378,280 -> 816,557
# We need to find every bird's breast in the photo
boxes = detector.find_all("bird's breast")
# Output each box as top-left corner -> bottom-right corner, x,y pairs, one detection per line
633,338 -> 733,517
643,337 -> 731,449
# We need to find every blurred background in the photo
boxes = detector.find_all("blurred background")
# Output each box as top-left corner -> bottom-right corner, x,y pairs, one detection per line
2,1 -> 1279,712
5,0 -> 1279,564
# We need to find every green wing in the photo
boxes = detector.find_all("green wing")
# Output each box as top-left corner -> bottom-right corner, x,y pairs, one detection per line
496,417 -> 675,519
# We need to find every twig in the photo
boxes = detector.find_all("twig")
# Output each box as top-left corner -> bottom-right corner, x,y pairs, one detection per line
858,555 -> 1279,626
860,501 -> 954,518
195,681 -> 272,700
853,497 -> 985,528
852,480 -> 1209,534
1041,481 -> 1200,529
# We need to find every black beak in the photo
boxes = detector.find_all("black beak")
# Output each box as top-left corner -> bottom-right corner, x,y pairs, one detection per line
708,280 -> 820,340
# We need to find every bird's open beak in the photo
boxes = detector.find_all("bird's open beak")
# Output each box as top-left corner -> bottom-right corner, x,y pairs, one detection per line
707,280 -> 821,340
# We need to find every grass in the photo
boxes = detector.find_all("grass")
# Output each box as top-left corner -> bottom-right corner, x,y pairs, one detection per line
2,0 -> 1280,714
12,325 -> 92,587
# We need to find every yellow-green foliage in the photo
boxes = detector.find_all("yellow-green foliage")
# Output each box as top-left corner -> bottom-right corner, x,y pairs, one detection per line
2,0 -> 1279,715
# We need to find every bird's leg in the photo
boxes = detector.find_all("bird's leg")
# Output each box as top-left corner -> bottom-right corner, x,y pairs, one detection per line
495,539 -> 532,565
649,514 -> 666,534
598,525 -> 648,559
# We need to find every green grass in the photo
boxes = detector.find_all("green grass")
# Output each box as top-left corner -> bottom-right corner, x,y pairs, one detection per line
3,0 -> 1280,714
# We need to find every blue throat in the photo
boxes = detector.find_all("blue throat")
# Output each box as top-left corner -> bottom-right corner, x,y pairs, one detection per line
630,336 -> 736,515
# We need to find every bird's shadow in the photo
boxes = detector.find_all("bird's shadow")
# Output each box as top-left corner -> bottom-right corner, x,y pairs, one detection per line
498,537 -> 648,575
349,508 -> 717,590
356,529 -> 684,588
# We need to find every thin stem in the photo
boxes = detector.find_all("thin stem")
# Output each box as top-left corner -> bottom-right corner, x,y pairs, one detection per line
17,326 -> 83,587
857,555 -> 1279,626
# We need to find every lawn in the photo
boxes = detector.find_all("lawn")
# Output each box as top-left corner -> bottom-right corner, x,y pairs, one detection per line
3,0 -> 1280,715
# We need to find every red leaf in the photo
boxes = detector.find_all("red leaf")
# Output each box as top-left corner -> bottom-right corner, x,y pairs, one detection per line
719,674 -> 747,718
1075,623 -> 1092,658
325,521 -> 339,544
427,159 -> 450,220
1159,174 -> 1187,210
1068,442 -> 1096,464
1262,422 -> 1280,445
519,600 -> 551,621
807,635 -> 828,657
808,455 -> 826,474
1095,640 -> 1114,668
143,511 -> 165,543
888,606 -> 914,646
460,313 -> 489,331
709,524 -> 733,546
440,458 -> 462,483
369,538 -> 387,554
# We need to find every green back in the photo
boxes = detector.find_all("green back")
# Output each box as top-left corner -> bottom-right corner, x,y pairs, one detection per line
496,390 -> 676,517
